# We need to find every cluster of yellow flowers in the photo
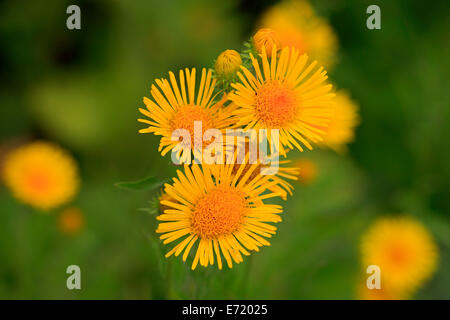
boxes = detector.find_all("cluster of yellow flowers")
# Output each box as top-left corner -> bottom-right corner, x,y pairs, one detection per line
138,1 -> 360,270
2,141 -> 84,236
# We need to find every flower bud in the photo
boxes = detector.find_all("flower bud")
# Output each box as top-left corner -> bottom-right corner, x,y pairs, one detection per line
253,28 -> 281,57
214,49 -> 242,76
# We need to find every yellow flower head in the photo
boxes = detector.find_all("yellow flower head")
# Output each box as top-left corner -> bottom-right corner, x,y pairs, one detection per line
252,28 -> 281,58
259,0 -> 338,68
322,91 -> 360,153
215,49 -> 242,76
229,46 -> 335,156
58,206 -> 85,236
156,162 -> 283,270
3,142 -> 80,210
361,216 -> 438,294
294,158 -> 317,185
138,68 -> 237,162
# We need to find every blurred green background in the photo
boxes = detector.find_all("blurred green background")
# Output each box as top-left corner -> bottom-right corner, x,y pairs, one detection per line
0,0 -> 449,299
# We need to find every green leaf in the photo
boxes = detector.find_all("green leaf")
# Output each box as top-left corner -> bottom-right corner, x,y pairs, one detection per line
114,176 -> 165,191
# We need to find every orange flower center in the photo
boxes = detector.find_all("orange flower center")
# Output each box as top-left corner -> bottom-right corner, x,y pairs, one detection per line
192,186 -> 247,238
387,242 -> 411,268
255,81 -> 298,127
26,169 -> 52,194
171,105 -> 213,146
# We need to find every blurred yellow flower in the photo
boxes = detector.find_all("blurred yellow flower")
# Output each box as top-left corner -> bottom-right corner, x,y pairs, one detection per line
215,49 -> 242,76
229,45 -> 335,156
58,206 -> 85,236
156,162 -> 283,270
3,142 -> 80,210
294,158 -> 317,185
138,68 -> 237,163
361,216 -> 438,294
259,0 -> 338,68
322,91 -> 360,153
252,28 -> 281,58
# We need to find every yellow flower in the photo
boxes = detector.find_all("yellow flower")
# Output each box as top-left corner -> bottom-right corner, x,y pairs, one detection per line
229,46 -> 335,156
252,28 -> 281,58
259,0 -> 338,68
322,91 -> 360,153
138,68 -> 237,162
215,49 -> 242,76
156,162 -> 283,270
294,158 -> 317,185
58,206 -> 85,236
3,142 -> 80,210
361,216 -> 438,294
